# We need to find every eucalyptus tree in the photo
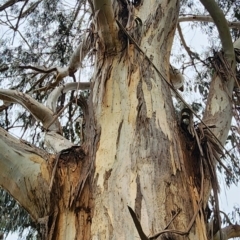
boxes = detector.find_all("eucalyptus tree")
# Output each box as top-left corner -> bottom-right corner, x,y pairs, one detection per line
0,0 -> 240,239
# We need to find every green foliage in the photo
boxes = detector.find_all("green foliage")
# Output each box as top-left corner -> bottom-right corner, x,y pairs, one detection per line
0,188 -> 38,239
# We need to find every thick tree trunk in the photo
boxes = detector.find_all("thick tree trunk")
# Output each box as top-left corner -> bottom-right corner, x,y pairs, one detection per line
87,1 -> 209,239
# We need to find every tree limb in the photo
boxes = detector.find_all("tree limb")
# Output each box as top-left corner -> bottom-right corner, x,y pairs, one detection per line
200,0 -> 236,143
54,32 -> 94,82
213,225 -> 240,240
0,0 -> 25,11
197,3 -> 237,240
46,82 -> 90,113
18,65 -> 57,73
20,0 -> 42,18
0,127 -> 51,220
179,15 -> 240,29
0,89 -> 61,132
19,31 -> 93,86
199,0 -> 235,66
0,89 -> 77,152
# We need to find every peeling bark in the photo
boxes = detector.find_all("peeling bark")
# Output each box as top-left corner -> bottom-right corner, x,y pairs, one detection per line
90,1 -> 209,239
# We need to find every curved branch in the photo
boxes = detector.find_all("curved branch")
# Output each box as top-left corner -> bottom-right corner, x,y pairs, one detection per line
0,89 -> 61,132
179,15 -> 240,29
19,32 -> 93,85
55,31 -> 93,82
46,82 -> 90,113
0,127 -> 51,220
199,0 -> 235,64
0,0 -> 25,11
213,225 -> 240,240
0,89 -> 78,152
197,5 -> 238,225
200,0 -> 236,144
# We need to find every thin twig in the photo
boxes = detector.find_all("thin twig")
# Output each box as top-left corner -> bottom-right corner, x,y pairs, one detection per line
45,100 -> 73,130
18,65 -> 57,73
13,0 -> 29,42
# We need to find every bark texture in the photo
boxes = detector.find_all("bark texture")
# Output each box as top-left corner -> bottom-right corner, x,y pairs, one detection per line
89,0 -> 209,239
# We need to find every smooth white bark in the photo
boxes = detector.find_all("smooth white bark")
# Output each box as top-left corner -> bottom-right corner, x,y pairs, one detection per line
46,82 -> 90,113
45,131 -> 74,153
0,89 -> 61,132
0,127 -> 50,220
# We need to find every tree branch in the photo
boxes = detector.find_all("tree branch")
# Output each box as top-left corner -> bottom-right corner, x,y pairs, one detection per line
55,32 -> 94,82
44,131 -> 75,153
46,82 -> 90,113
213,225 -> 240,240
0,0 -> 25,11
0,127 -> 51,220
200,0 -> 236,144
0,89 -> 61,132
18,65 -> 57,73
20,0 -> 42,18
0,89 -> 77,152
19,31 -> 93,87
179,15 -> 240,29
199,0 -> 235,65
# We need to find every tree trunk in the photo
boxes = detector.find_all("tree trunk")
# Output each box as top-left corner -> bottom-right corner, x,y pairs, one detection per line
87,1 -> 209,239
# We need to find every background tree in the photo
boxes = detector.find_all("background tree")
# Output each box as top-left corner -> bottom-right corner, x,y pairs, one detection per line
0,0 -> 240,239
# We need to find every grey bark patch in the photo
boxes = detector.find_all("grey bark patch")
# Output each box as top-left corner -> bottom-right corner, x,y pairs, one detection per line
157,29 -> 164,42
136,80 -> 148,129
103,169 -> 112,191
164,7 -> 173,39
153,5 -> 164,29
116,119 -> 123,146
148,35 -> 154,45
140,59 -> 154,90
134,174 -> 142,220
144,17 -> 153,33
133,79 -> 172,177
